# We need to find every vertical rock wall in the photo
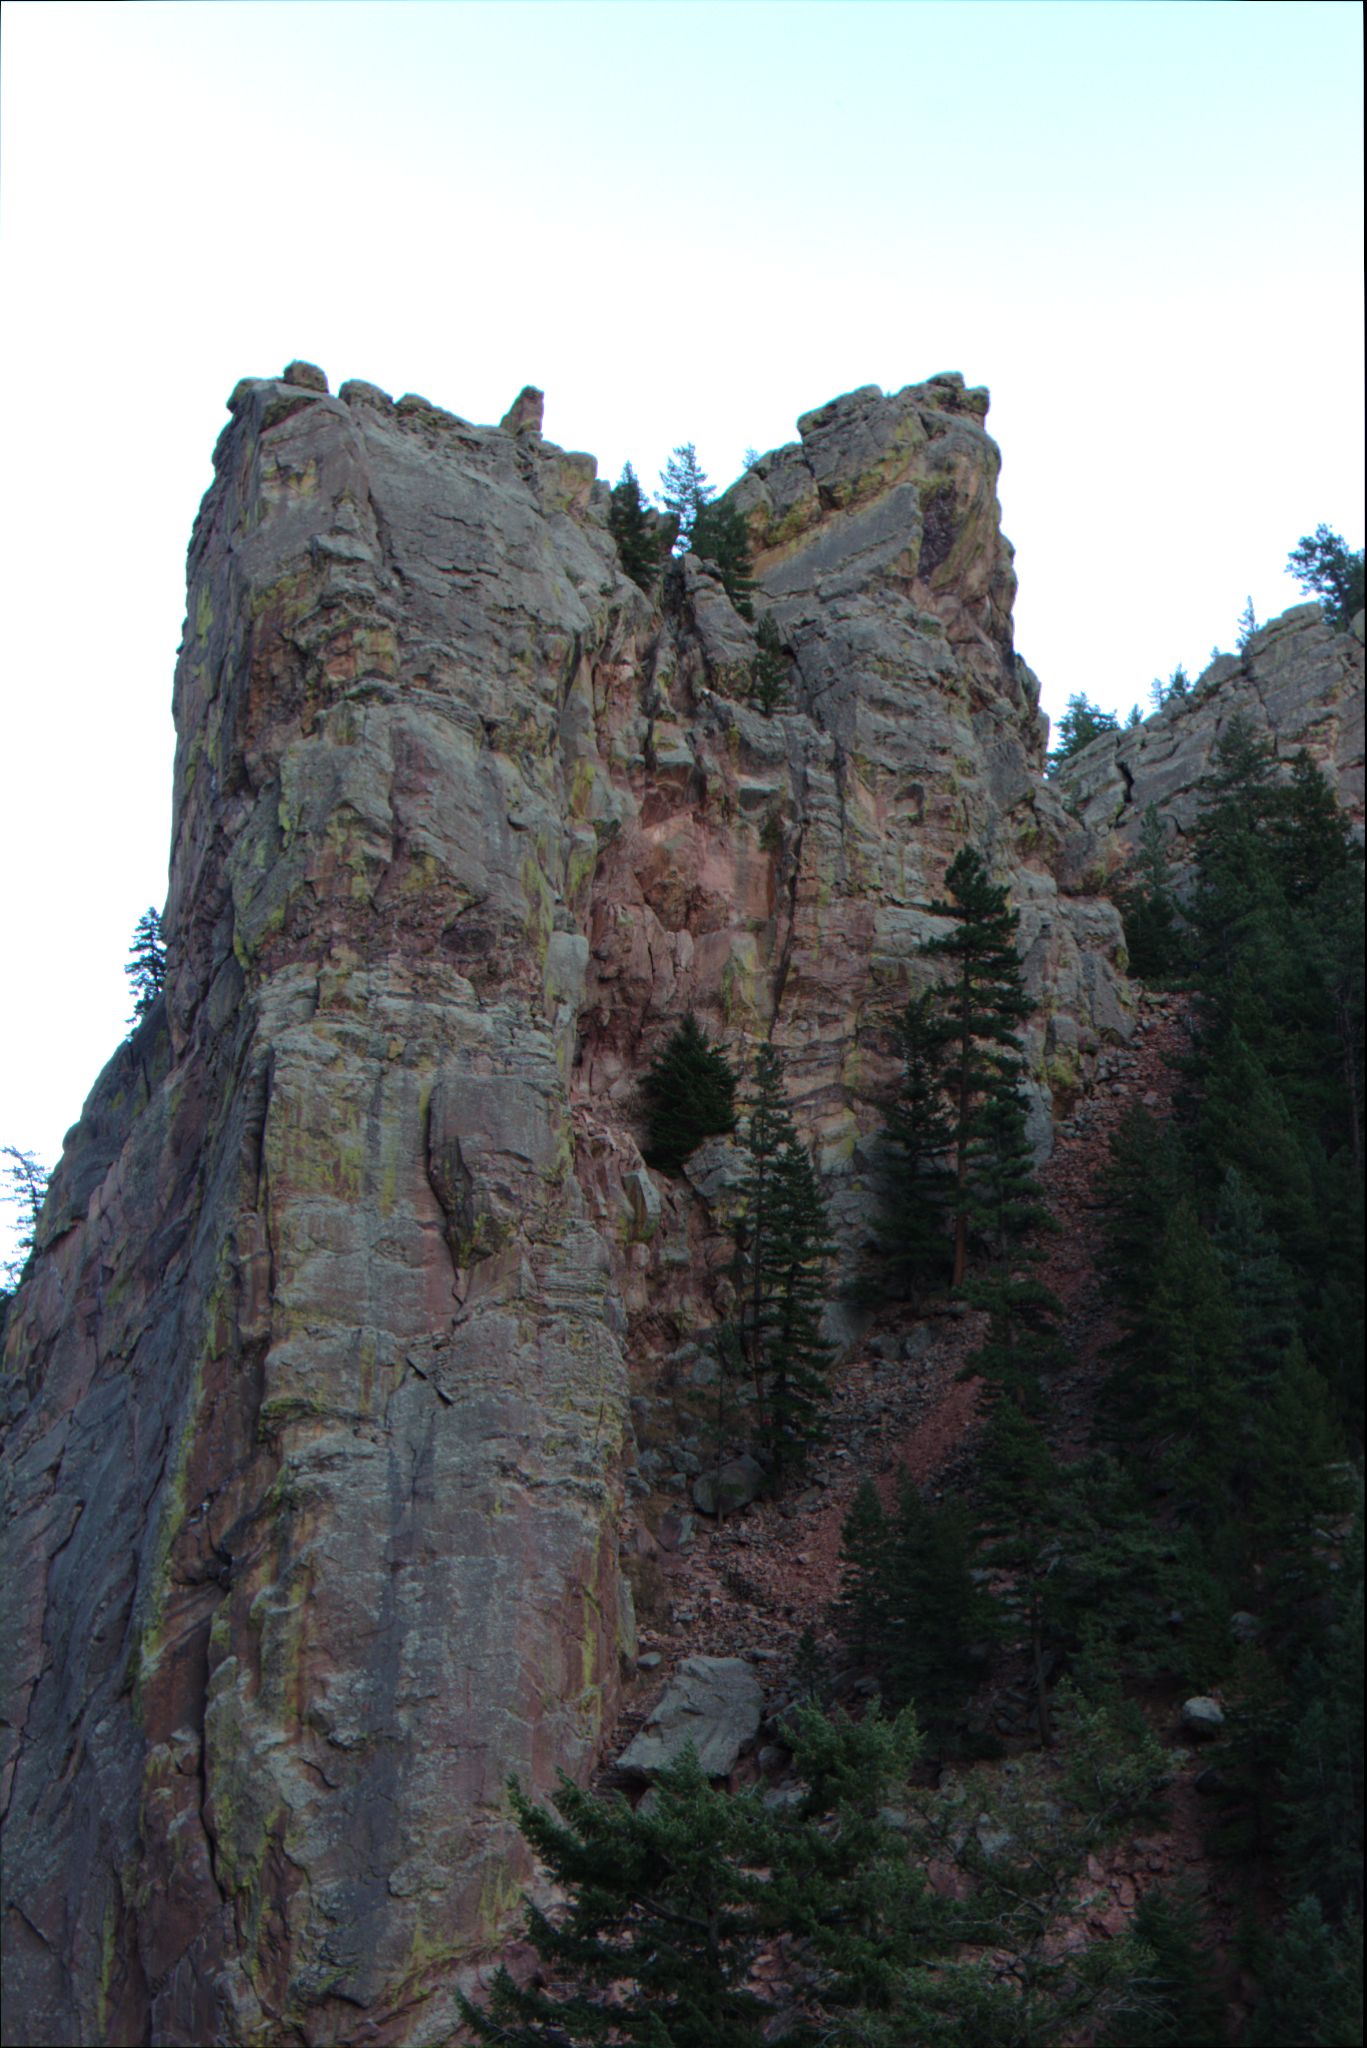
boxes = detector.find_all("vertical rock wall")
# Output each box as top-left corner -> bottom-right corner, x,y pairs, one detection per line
2,372 -> 638,2046
1,367 -> 1132,2044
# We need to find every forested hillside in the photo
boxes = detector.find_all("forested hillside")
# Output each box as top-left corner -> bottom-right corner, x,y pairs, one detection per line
468,718 -> 1363,2046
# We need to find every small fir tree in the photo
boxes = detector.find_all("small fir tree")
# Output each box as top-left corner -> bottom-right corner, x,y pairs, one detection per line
1121,805 -> 1185,981
1119,1198 -> 1242,1512
608,462 -> 665,590
975,1396 -> 1068,1747
1246,1896 -> 1364,2048
641,1015 -> 737,1172
1104,1885 -> 1228,2046
125,906 -> 166,1022
750,611 -> 788,714
1236,597 -> 1259,653
659,443 -> 714,556
836,1470 -> 989,1740
835,1476 -> 891,1664
691,499 -> 755,617
959,1089 -> 1063,1412
1210,1167 -> 1298,1387
1,1145 -> 49,1291
1047,693 -> 1120,771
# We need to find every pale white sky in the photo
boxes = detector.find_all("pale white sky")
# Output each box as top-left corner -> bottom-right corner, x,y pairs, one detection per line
1,0 -> 1362,1259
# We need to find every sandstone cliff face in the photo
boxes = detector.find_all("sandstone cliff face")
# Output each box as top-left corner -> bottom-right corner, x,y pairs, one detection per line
1052,603 -> 1365,880
2,366 -> 1130,2046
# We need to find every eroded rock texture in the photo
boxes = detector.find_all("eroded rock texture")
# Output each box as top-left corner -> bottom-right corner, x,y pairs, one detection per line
3,366 -> 1130,2045
1053,602 -> 1365,882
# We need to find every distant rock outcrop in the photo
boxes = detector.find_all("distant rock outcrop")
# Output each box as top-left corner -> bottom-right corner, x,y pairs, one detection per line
2,364 -> 1151,2044
1052,603 -> 1365,883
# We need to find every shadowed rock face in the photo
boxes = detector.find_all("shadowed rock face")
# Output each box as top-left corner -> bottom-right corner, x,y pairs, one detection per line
2,365 -> 1132,2044
1052,604 -> 1365,884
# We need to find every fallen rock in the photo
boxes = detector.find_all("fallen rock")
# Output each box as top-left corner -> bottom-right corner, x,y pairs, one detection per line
681,1136 -> 748,1207
1181,1695 -> 1226,1739
617,1656 -> 764,1779
657,1510 -> 696,1554
692,1455 -> 767,1517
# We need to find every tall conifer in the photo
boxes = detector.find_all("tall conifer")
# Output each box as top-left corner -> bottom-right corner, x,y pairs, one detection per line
878,990 -> 954,1302
608,462 -> 665,590
738,1043 -> 833,1485
923,848 -> 1032,1286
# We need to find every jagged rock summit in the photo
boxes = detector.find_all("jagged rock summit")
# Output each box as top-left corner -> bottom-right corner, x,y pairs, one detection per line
2,362 -> 1132,2046
1054,602 -> 1365,880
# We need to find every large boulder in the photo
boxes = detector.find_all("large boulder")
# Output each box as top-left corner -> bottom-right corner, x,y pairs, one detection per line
691,1455 -> 767,1517
616,1656 -> 765,1779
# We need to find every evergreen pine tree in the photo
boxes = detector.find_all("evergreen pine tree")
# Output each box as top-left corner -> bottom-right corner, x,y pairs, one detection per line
877,989 -> 953,1303
1126,1198 -> 1242,1512
1210,1167 -> 1298,1387
691,500 -> 756,618
608,462 -> 665,590
836,1473 -> 988,1738
458,1707 -> 932,2045
125,905 -> 166,1022
761,1134 -> 835,1484
457,1750 -> 779,2046
1246,1896 -> 1363,2048
836,1477 -> 891,1664
736,1044 -> 833,1487
750,611 -> 788,715
1273,1495 -> 1364,1921
1098,1105 -> 1192,1346
659,443 -> 713,556
641,1015 -> 737,1172
923,848 -> 1032,1287
1104,1885 -> 1228,2046
959,1089 -> 1062,1412
975,1396 -> 1066,1747
1047,693 -> 1120,771
1286,523 -> 1365,630
1121,805 -> 1184,980
1,1145 -> 49,1292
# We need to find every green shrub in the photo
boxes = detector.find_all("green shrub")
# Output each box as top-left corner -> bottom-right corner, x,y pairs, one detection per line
642,1014 -> 737,1172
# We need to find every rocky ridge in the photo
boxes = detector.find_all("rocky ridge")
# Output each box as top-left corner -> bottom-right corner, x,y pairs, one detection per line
1053,602 -> 1364,882
4,362 -> 1133,2047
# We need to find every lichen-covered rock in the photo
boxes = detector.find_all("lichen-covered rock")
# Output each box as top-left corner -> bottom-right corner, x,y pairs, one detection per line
1053,605 -> 1365,884
1,367 -> 1137,2045
2,368 -> 638,2048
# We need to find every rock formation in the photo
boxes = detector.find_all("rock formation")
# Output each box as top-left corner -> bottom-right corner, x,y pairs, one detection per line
1052,603 -> 1365,882
2,363 -> 1134,2045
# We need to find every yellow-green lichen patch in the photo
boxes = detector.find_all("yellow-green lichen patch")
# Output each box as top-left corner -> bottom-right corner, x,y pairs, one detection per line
568,757 -> 598,822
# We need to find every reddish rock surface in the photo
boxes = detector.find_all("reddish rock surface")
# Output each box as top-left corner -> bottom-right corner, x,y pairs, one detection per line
2,360 -> 1310,2045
